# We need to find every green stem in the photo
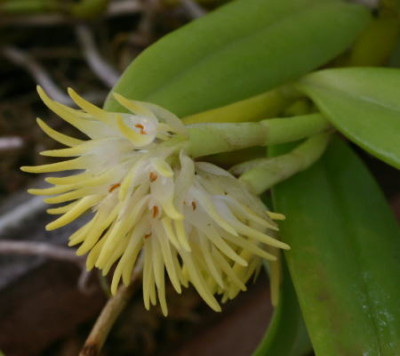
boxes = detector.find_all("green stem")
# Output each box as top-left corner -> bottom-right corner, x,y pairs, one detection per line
187,113 -> 330,158
237,132 -> 332,195
187,122 -> 268,158
263,114 -> 330,145
79,274 -> 139,356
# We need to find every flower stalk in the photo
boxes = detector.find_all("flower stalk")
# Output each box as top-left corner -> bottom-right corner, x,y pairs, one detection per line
187,113 -> 331,158
80,273 -> 139,356
235,132 -> 332,195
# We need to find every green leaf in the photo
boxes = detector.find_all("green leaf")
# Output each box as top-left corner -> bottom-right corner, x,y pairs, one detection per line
298,67 -> 400,168
105,0 -> 370,116
253,261 -> 311,356
271,137 -> 400,355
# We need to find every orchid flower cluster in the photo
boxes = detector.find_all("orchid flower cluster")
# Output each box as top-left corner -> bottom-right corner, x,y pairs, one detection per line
22,87 -> 289,315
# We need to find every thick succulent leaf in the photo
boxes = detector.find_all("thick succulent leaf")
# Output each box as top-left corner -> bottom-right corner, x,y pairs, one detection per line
299,68 -> 400,168
271,138 -> 400,355
105,0 -> 370,116
253,261 -> 311,356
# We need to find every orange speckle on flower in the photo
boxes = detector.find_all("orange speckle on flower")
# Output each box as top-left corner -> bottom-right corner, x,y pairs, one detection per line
108,183 -> 121,193
149,172 -> 158,182
135,123 -> 146,135
152,205 -> 159,218
191,201 -> 197,210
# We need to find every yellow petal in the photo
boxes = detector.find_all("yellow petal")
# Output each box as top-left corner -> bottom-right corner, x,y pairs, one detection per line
198,235 -> 224,288
37,86 -> 110,140
162,198 -> 184,220
151,238 -> 168,316
76,224 -> 108,256
193,190 -> 238,236
174,220 -> 191,252
28,184 -> 74,196
109,237 -> 137,293
96,212 -> 139,267
142,245 -> 155,308
121,242 -> 143,286
44,187 -> 93,204
156,227 -> 181,293
161,217 -> 180,250
21,157 -> 84,174
86,238 -> 106,270
221,230 -> 277,261
150,157 -> 173,178
45,195 -> 99,230
45,173 -> 90,186
228,198 -> 278,231
113,93 -> 156,118
37,118 -> 82,147
205,229 -> 247,266
235,222 -> 290,250
180,250 -> 221,312
68,222 -> 92,246
37,87 -> 91,132
100,240 -> 127,274
267,211 -> 286,221
68,88 -> 113,124
118,159 -> 145,200
213,249 -> 247,291
40,146 -> 84,158
47,201 -> 79,215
